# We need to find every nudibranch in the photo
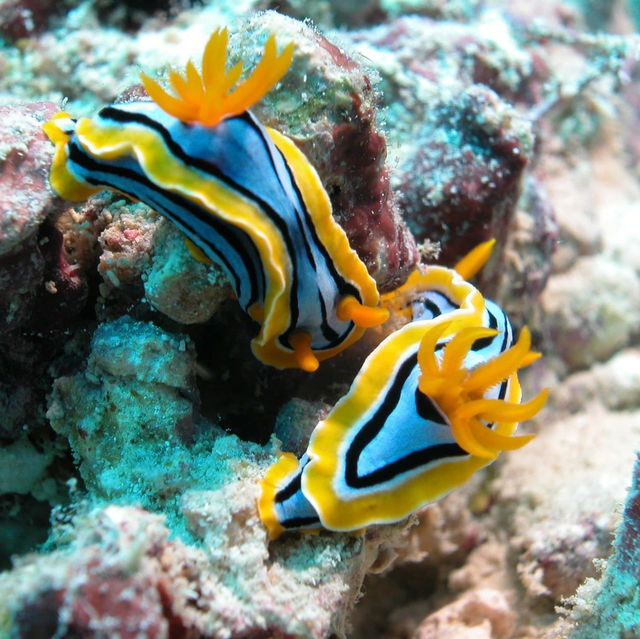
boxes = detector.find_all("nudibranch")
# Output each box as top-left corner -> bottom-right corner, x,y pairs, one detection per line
43,28 -> 388,371
259,241 -> 548,538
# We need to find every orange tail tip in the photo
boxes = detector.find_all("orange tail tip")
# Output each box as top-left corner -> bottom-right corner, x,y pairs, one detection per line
336,296 -> 390,328
140,27 -> 294,127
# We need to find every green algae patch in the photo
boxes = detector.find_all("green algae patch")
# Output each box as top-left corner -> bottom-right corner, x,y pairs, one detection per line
46,315 -> 272,543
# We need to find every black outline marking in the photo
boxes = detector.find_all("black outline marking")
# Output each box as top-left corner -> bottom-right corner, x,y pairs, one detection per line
344,353 -> 467,489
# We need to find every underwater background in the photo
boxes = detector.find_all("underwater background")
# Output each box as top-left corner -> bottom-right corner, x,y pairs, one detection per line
0,0 -> 639,637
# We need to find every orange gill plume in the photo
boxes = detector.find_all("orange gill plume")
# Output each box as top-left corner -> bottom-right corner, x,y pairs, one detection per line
417,321 -> 548,459
140,28 -> 294,127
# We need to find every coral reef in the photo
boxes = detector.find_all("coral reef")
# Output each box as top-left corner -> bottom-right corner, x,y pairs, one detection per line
343,13 -> 541,296
0,0 -> 65,41
0,0 -> 639,637
0,503 -> 400,639
410,588 -> 516,639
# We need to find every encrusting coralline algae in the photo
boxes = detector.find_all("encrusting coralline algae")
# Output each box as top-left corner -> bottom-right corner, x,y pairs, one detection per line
1,1 -> 640,638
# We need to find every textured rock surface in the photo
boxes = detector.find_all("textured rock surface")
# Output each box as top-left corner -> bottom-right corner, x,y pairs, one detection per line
410,589 -> 516,639
540,255 -> 640,371
0,0 -> 68,40
96,201 -> 158,301
493,403 -> 639,606
394,84 -> 533,281
343,13 -> 538,296
0,2 -> 639,639
0,102 -> 61,333
47,316 -> 200,502
143,221 -> 231,324
0,102 -> 58,256
0,503 -> 399,639
561,453 -> 640,639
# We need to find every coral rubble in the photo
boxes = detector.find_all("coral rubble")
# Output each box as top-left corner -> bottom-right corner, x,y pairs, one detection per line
0,1 -> 639,638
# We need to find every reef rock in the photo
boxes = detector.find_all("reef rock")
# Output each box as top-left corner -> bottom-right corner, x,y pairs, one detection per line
0,501 -> 404,639
143,220 -> 231,325
346,14 -> 536,292
540,254 -> 640,371
38,313 -> 411,638
395,84 -> 533,283
0,0 -> 64,41
410,588 -> 516,639
0,102 -> 58,255
0,101 -> 59,333
493,402 -> 640,606
47,316 -> 201,501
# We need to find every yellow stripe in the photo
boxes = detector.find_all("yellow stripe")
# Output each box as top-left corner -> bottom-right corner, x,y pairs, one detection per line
258,451 -> 300,540
44,113 -> 101,201
261,127 -> 384,365
265,128 -> 379,307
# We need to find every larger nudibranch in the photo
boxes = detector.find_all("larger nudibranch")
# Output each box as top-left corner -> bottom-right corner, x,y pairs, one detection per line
43,29 -> 387,371
259,241 -> 548,538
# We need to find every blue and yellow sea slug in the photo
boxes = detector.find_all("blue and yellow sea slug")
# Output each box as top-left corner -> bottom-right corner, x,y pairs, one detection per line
259,242 -> 548,538
43,29 -> 388,371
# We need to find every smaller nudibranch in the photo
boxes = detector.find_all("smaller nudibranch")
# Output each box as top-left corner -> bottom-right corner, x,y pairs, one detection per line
43,28 -> 388,372
259,242 -> 547,538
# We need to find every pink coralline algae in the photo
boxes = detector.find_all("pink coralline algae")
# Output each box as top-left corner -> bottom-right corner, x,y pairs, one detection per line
1,499 -> 404,639
0,102 -> 58,256
7,507 -> 189,639
96,200 -> 158,303
344,15 -> 538,292
0,101 -> 91,334
327,88 -> 417,292
3,4 -> 639,639
410,588 -> 516,639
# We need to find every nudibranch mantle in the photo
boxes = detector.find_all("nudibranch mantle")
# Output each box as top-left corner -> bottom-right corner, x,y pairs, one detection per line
259,243 -> 548,538
43,28 -> 388,371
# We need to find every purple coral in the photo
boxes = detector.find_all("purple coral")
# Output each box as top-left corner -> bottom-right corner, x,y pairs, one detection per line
395,85 -> 532,290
